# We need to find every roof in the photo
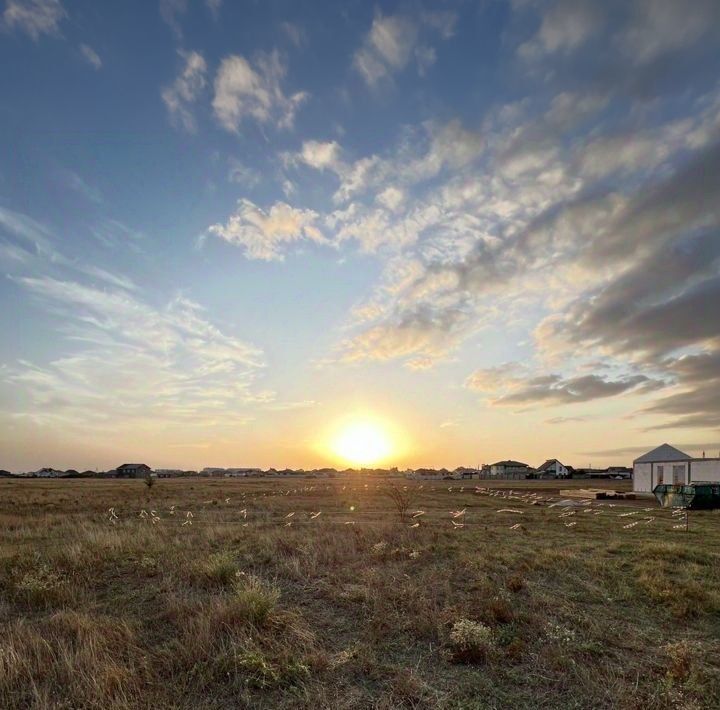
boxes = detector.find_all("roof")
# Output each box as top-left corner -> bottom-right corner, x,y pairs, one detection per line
117,463 -> 150,469
491,460 -> 530,468
536,459 -> 563,471
633,444 -> 691,463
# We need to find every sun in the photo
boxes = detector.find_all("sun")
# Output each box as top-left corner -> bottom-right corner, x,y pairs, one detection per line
331,419 -> 393,466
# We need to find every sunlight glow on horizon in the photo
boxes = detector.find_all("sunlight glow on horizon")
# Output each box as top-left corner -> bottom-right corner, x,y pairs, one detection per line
328,418 -> 395,466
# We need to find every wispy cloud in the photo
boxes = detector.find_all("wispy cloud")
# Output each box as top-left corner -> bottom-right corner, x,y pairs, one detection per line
206,0 -> 221,21
212,51 -> 308,132
2,0 -> 65,40
162,50 -> 207,133
79,43 -> 102,69
159,0 -> 187,39
5,277 -> 267,431
280,21 -> 305,48
58,168 -> 104,204
466,367 -> 661,408
353,9 -> 456,86
519,0 -> 603,59
207,199 -> 326,260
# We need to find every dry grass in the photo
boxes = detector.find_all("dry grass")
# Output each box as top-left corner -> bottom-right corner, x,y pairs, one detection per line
0,476 -> 719,708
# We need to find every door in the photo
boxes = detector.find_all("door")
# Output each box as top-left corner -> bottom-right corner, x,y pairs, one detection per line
656,465 -> 664,485
673,465 -> 685,485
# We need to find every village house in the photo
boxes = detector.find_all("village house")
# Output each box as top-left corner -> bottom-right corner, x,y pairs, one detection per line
633,444 -> 720,493
224,468 -> 263,477
489,460 -> 534,478
534,459 -> 570,479
111,463 -> 153,478
410,468 -> 449,480
31,467 -> 66,478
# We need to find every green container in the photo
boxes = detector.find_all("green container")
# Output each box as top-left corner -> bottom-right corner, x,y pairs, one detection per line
653,483 -> 720,509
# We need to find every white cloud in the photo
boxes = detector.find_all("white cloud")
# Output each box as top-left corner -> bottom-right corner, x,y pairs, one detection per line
208,198 -> 326,260
313,83 -> 720,374
355,13 -> 417,85
227,158 -> 260,187
353,10 -> 456,86
291,120 -> 484,205
618,0 -> 720,65
59,168 -> 104,204
3,0 -> 65,40
212,52 -> 308,133
159,0 -> 187,38
79,44 -> 102,70
519,0 -> 603,59
162,50 -> 207,133
298,140 -> 343,171
376,186 -> 405,212
5,277 -> 266,431
206,0 -> 222,20
414,45 -> 436,76
281,21 -> 305,48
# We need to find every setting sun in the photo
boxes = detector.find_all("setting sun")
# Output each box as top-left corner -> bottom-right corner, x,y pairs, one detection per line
330,420 -> 394,466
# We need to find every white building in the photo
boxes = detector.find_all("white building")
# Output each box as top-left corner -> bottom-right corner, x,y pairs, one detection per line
534,459 -> 570,479
489,460 -> 533,477
31,467 -> 65,478
633,444 -> 720,493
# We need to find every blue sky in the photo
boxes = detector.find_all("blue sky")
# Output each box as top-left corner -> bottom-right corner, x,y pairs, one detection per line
1,0 -> 720,472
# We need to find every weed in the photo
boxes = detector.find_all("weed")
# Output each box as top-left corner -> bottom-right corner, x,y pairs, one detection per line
446,619 -> 495,664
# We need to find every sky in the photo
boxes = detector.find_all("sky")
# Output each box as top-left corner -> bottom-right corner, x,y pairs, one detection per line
1,0 -> 720,472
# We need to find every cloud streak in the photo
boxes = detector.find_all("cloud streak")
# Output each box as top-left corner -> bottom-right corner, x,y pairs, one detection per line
212,52 -> 308,132
162,50 -> 208,133
5,277 -> 267,431
207,199 -> 326,260
2,0 -> 65,40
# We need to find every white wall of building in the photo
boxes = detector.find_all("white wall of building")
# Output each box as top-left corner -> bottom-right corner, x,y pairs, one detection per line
634,459 -> 720,492
689,459 -> 720,484
633,462 -> 652,492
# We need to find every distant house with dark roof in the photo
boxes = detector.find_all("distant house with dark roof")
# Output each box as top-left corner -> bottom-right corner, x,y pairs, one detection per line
112,463 -> 152,478
489,460 -> 533,477
534,459 -> 570,479
455,467 -> 479,479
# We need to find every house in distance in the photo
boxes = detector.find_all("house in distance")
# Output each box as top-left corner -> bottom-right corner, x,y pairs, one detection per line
534,459 -> 570,479
111,463 -> 153,478
489,460 -> 533,477
633,444 -> 720,492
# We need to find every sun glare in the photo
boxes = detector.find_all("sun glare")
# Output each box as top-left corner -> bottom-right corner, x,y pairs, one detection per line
331,419 -> 393,466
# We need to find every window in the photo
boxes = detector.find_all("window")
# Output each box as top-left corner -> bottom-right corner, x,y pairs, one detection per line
673,465 -> 685,485
657,465 -> 664,485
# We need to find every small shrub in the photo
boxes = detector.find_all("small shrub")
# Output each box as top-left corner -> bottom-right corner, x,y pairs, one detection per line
233,650 -> 281,689
488,596 -> 514,624
504,637 -> 526,663
445,619 -> 495,664
10,557 -> 68,608
231,574 -> 280,626
507,574 -> 525,593
665,640 -> 698,684
387,668 -> 435,706
371,541 -> 388,556
200,552 -> 238,587
382,484 -> 417,522
545,623 -> 577,646
233,649 -> 309,689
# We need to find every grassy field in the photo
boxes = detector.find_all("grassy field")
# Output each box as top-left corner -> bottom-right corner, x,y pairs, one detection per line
1,477 -> 719,709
